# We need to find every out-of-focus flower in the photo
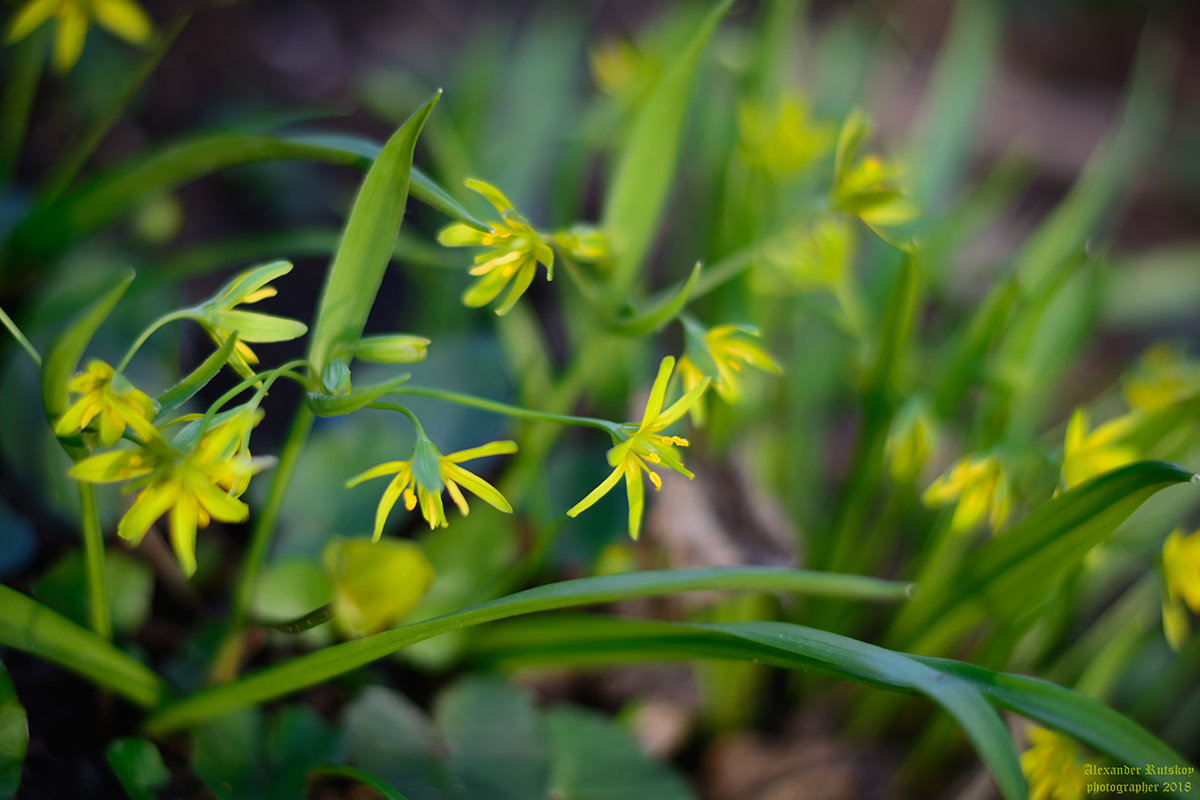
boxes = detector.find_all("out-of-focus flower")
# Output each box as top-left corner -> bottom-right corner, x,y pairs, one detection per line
677,321 -> 780,425
737,93 -> 834,178
1020,726 -> 1087,800
70,406 -> 272,576
589,37 -> 657,101
7,0 -> 154,73
1060,408 -> 1138,491
886,398 -> 937,484
1162,527 -> 1200,650
192,260 -> 308,380
323,536 -> 434,638
553,225 -> 613,267
922,453 -> 1010,534
1122,343 -> 1200,414
831,111 -> 918,228
346,437 -> 517,539
53,360 -> 158,445
756,216 -> 855,295
567,357 -> 709,539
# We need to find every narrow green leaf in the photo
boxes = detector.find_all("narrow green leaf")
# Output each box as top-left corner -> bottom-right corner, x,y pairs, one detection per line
105,738 -> 170,800
307,93 -> 440,378
609,262 -> 701,336
0,585 -> 164,708
39,271 -> 134,453
602,0 -> 732,291
306,372 -> 412,417
144,567 -> 910,734
0,662 -> 27,800
891,461 -> 1196,654
155,333 -> 238,415
308,765 -> 410,800
868,253 -> 919,397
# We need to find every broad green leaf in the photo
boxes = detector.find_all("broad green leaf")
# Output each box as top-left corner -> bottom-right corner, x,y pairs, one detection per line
0,584 -> 163,707
890,461 -> 1196,654
144,567 -> 910,733
435,677 -> 548,800
251,557 -> 333,626
609,262 -> 701,336
192,708 -> 263,800
154,333 -> 239,416
0,662 -> 27,800
105,738 -> 170,800
32,549 -> 153,637
307,92 -> 439,377
545,706 -> 694,800
39,271 -> 134,455
602,0 -> 731,292
306,372 -> 412,416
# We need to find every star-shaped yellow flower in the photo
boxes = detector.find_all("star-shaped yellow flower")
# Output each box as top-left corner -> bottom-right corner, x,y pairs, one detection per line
53,359 -> 158,445
7,0 -> 154,73
922,453 -> 1010,534
347,437 -> 517,539
437,179 -> 553,316
1020,726 -> 1087,800
70,406 -> 271,576
1162,527 -> 1200,650
677,322 -> 780,425
1060,408 -> 1139,491
567,356 -> 709,540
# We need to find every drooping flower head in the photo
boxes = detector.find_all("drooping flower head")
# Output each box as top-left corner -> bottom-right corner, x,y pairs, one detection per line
437,179 -> 554,316
7,0 -> 154,73
1161,527 -> 1200,650
676,321 -> 780,425
53,359 -> 158,446
1060,408 -> 1139,492
347,436 -> 517,539
922,453 -> 1010,534
568,357 -> 709,540
1020,726 -> 1087,800
70,405 -> 273,576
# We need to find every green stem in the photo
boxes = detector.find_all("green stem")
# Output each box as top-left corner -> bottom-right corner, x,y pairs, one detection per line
394,385 -> 617,433
78,482 -> 112,641
116,310 -> 193,372
230,402 -> 315,630
0,305 -> 42,365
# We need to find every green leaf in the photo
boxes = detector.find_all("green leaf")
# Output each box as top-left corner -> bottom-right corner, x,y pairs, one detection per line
0,662 -> 27,800
602,0 -> 731,292
545,706 -> 694,800
32,549 -> 153,637
0,584 -> 163,707
105,738 -> 170,800
192,708 -> 263,800
307,92 -> 439,378
890,461 -> 1196,654
39,271 -> 134,454
144,567 -> 910,734
308,765 -> 410,800
609,262 -> 701,336
435,677 -> 548,800
155,333 -> 239,416
306,372 -> 412,417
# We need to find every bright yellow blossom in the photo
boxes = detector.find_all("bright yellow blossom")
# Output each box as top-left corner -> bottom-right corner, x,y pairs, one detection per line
922,453 -> 1010,533
567,357 -> 709,540
1162,527 -> 1200,650
69,406 -> 271,576
347,438 -> 517,539
1060,408 -> 1138,491
53,360 -> 158,445
1123,343 -> 1200,414
437,180 -> 554,316
677,323 -> 779,425
7,0 -> 154,73
831,111 -> 918,229
1020,726 -> 1087,800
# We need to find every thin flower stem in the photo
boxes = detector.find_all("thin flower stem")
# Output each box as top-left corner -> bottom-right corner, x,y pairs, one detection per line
0,305 -> 42,366
78,482 -> 112,641
116,310 -> 193,372
366,402 -> 424,435
393,385 -> 617,433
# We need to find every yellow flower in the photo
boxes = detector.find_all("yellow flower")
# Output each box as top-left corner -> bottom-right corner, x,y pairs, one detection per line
1162,527 -> 1200,650
756,216 -> 855,296
437,179 -> 554,316
322,536 -> 435,638
922,453 -> 1010,533
53,360 -> 158,446
193,261 -> 308,380
1123,343 -> 1199,414
69,406 -> 271,576
346,438 -> 517,539
1020,726 -> 1087,800
737,93 -> 834,178
7,0 -> 154,73
677,322 -> 780,425
886,398 -> 936,484
552,224 -> 612,266
567,357 -> 709,540
831,111 -> 918,228
1060,408 -> 1138,491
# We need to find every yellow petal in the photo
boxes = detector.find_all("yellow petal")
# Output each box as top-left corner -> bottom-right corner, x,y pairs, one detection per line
640,357 -> 675,429
624,460 -> 645,540
52,4 -> 88,73
442,462 -> 511,513
7,0 -> 57,43
567,463 -> 625,518
492,261 -> 536,316
93,0 -> 153,44
445,440 -> 518,463
118,482 -> 178,544
169,492 -> 199,576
